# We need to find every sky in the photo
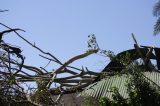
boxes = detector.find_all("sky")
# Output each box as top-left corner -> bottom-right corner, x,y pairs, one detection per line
0,0 -> 159,73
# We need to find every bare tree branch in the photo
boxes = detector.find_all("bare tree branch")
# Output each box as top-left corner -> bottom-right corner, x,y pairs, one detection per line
47,49 -> 99,88
0,9 -> 8,12
0,23 -> 62,65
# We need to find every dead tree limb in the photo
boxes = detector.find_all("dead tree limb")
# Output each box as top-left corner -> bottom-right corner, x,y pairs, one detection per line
47,49 -> 99,88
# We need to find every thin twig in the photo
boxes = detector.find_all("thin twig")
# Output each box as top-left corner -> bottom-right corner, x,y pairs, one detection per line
0,10 -> 8,12
40,67 -> 49,73
39,54 -> 84,72
0,23 -> 62,65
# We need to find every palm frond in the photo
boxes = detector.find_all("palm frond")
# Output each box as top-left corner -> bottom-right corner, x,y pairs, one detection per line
154,17 -> 160,35
153,0 -> 160,17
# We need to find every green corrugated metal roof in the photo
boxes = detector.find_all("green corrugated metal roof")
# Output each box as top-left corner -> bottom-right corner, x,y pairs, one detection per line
79,72 -> 160,100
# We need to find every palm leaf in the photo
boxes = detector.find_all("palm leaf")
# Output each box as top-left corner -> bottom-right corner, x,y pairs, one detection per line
153,0 -> 160,17
154,17 -> 160,35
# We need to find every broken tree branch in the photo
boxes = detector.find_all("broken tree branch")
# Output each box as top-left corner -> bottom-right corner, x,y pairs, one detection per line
47,49 -> 99,88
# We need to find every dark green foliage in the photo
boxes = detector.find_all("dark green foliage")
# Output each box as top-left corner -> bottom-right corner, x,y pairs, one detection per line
30,79 -> 55,105
100,88 -> 129,106
0,83 -> 30,106
87,34 -> 99,49
99,64 -> 160,106
31,88 -> 55,106
127,68 -> 160,106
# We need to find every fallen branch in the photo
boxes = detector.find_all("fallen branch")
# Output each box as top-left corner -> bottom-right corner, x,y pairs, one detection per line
47,49 -> 99,88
